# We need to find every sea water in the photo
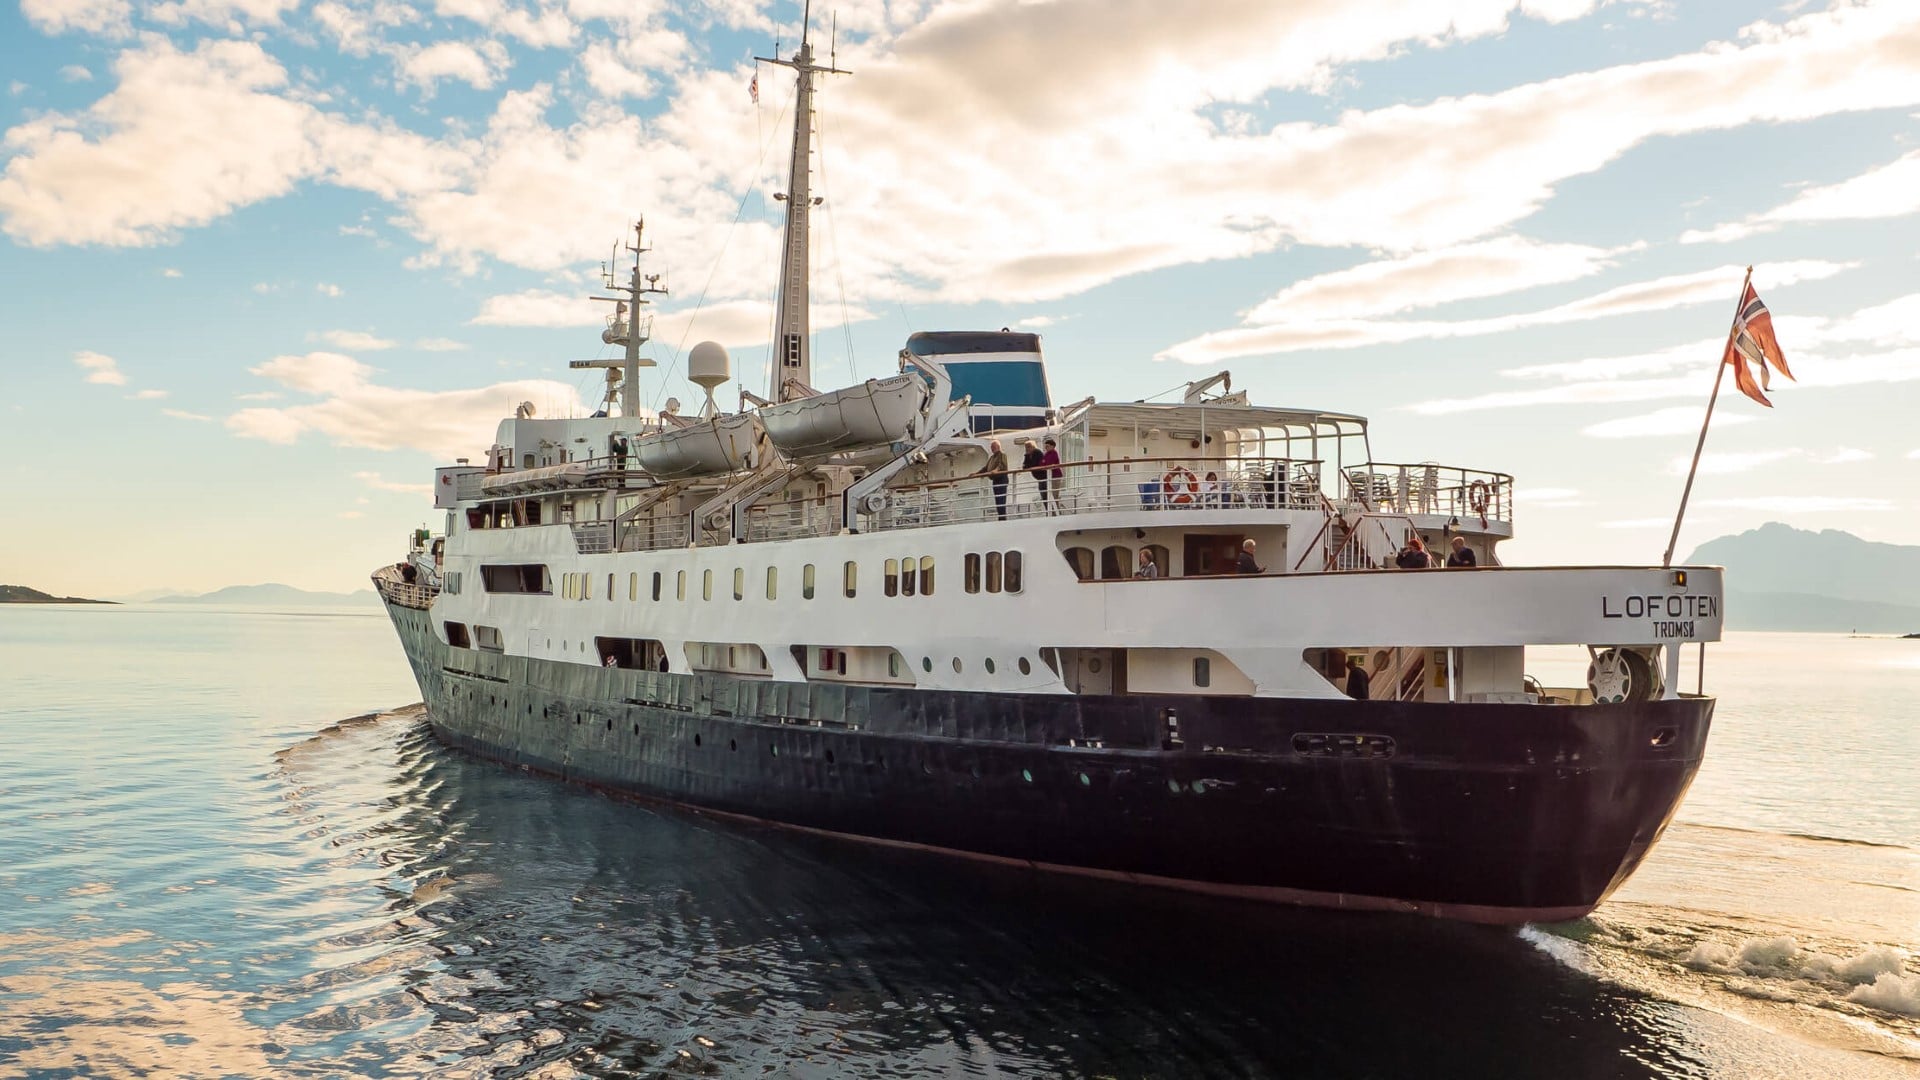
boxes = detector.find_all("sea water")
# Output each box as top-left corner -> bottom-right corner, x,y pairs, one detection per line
0,607 -> 1914,1077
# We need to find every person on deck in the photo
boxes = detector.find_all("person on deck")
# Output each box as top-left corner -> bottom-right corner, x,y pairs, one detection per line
1345,657 -> 1371,700
1236,539 -> 1263,574
977,439 -> 1009,520
610,433 -> 629,470
1021,439 -> 1045,511
1395,537 -> 1433,569
1136,549 -> 1161,579
1446,536 -> 1477,568
1040,438 -> 1063,510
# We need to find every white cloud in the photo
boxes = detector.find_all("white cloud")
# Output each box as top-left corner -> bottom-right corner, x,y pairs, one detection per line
1583,406 -> 1755,438
1164,260 -> 1850,364
393,40 -> 511,96
316,282 -> 344,297
129,388 -> 169,400
161,408 -> 212,421
149,0 -> 301,28
435,0 -> 576,47
1683,149 -> 1920,244
1811,446 -> 1874,464
235,390 -> 281,401
161,267 -> 182,278
20,0 -> 131,35
1603,517 -> 1689,529
1244,237 -> 1623,325
58,65 -> 92,82
317,329 -> 396,350
74,350 -> 125,385
471,288 -> 602,327
228,350 -> 587,460
1668,449 -> 1802,476
338,510 -> 365,518
1907,448 -> 1920,460
353,469 -> 432,496
1697,496 -> 1895,513
415,337 -> 469,351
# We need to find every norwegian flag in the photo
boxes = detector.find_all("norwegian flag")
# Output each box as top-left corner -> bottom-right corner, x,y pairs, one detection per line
1723,282 -> 1793,407
749,72 -> 758,104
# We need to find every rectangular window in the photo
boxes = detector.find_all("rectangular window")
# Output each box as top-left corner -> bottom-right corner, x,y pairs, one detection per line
733,568 -> 744,601
474,625 -> 504,652
652,571 -> 662,601
985,551 -> 1003,594
885,558 -> 899,597
964,553 -> 980,594
481,563 -> 551,595
803,563 -> 815,600
900,556 -> 916,596
1005,550 -> 1024,594
443,622 -> 471,648
919,555 -> 935,596
1193,656 -> 1211,688
766,565 -> 777,600
583,573 -> 594,601
629,572 -> 638,601
843,560 -> 857,598
702,569 -> 713,601
677,570 -> 686,600
819,647 -> 835,671
607,573 -> 615,601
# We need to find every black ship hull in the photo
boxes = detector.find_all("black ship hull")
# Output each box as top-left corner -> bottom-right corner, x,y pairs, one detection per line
384,603 -> 1710,924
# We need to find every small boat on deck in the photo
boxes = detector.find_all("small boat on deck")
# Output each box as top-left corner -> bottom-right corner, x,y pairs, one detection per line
630,412 -> 760,479
759,373 -> 924,456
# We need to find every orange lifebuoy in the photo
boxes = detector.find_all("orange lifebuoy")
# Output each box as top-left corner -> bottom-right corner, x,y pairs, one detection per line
1162,465 -> 1199,504
1468,479 -> 1491,527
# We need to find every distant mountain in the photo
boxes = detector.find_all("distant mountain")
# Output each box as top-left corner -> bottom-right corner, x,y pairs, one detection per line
0,584 -> 115,605
1685,524 -> 1920,632
151,583 -> 377,607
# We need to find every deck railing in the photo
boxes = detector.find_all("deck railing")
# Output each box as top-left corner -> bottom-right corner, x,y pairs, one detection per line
1343,461 -> 1514,523
371,564 -> 438,610
858,457 -> 1325,534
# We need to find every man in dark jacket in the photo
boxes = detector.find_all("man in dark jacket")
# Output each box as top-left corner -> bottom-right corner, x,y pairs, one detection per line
1446,536 -> 1477,567
1236,539 -> 1263,574
1345,657 -> 1371,700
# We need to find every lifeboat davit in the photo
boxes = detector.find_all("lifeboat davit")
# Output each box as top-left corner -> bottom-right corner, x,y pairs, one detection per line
758,374 -> 924,456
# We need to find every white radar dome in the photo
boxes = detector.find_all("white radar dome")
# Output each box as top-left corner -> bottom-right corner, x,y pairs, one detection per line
688,341 -> 731,390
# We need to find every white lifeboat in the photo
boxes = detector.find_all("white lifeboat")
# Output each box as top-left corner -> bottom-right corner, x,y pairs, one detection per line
758,373 -> 924,456
630,412 -> 761,479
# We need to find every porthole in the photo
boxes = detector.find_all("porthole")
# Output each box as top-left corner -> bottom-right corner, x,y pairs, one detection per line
770,744 -> 780,757
1088,657 -> 1104,674
1167,779 -> 1182,793
1021,768 -> 1034,783
1078,772 -> 1091,786
952,657 -> 963,674
605,718 -> 612,731
825,749 -> 836,765
984,658 -> 996,674
694,733 -> 702,747
1018,657 -> 1032,675
922,656 -> 933,673
632,723 -> 638,735
729,738 -> 737,752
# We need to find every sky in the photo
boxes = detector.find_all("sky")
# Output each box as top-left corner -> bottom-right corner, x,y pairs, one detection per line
2,0 -> 1918,597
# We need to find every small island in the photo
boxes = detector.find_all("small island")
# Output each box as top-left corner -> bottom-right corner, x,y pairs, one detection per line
0,584 -> 116,605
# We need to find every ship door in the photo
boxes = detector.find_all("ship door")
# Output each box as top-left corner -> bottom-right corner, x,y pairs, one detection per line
1183,533 -> 1244,576
1072,648 -> 1126,695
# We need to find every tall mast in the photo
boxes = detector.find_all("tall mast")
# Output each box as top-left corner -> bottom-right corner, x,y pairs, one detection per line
580,218 -> 665,417
756,6 -> 848,402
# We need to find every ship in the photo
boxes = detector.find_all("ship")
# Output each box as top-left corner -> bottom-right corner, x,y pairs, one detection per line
373,24 -> 1723,925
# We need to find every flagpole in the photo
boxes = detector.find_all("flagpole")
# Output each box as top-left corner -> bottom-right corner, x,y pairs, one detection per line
1664,265 -> 1753,568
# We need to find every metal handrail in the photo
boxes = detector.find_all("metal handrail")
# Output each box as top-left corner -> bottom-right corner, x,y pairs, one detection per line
1344,461 -> 1514,522
371,565 -> 438,610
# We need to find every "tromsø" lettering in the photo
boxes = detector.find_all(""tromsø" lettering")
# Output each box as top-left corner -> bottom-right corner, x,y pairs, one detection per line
1600,594 -> 1719,620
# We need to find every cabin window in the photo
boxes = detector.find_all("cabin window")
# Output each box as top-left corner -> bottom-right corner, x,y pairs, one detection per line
443,572 -> 462,595
900,555 -> 917,597
888,652 -> 901,678
583,573 -> 594,601
843,560 -> 857,598
885,558 -> 900,597
1062,547 -> 1093,581
1005,551 -> 1024,593
652,572 -> 662,601
733,568 -> 744,601
919,556 -> 935,596
985,551 -> 1003,594
629,572 -> 638,601
766,566 -> 778,600
474,625 -> 504,653
1193,657 -> 1211,688
481,564 -> 550,595
818,647 -> 835,671
964,553 -> 981,594
443,622 -> 471,648
676,570 -> 686,600
702,569 -> 713,601
803,563 -> 816,599
1100,546 -> 1129,581
607,573 -> 616,601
